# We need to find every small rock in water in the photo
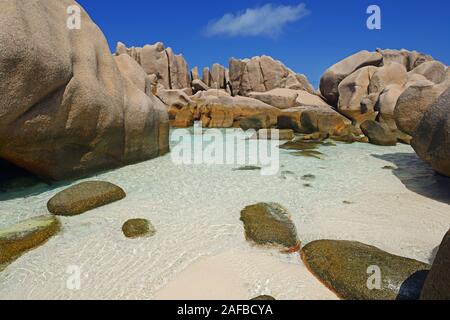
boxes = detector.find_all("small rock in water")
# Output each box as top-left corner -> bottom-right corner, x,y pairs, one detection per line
279,140 -> 319,151
302,174 -> 316,181
240,203 -> 300,250
301,240 -> 430,300
47,181 -> 126,216
232,166 -> 261,171
0,215 -> 60,267
383,165 -> 397,170
343,200 -> 354,205
290,150 -> 326,160
280,171 -> 296,180
251,295 -> 276,301
303,183 -> 313,188
122,219 -> 156,239
254,129 -> 295,141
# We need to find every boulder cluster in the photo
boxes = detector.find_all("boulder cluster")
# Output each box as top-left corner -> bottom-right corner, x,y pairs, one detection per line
0,0 -> 448,180
116,43 -> 450,177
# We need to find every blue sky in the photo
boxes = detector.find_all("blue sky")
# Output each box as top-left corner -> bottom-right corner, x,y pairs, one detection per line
78,0 -> 450,87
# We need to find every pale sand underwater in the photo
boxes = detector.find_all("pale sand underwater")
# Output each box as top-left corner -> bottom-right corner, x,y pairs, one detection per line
0,129 -> 449,300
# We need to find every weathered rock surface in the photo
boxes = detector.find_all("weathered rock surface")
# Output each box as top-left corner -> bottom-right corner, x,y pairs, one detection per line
302,240 -> 430,300
0,215 -> 60,267
394,80 -> 448,135
278,106 -> 352,136
122,219 -> 156,239
360,120 -> 397,146
229,56 -> 314,96
249,89 -> 329,110
411,87 -> 450,177
239,114 -> 271,131
376,48 -> 433,71
320,50 -> 383,106
192,79 -> 209,93
337,66 -> 379,124
0,0 -> 169,180
192,92 -> 280,128
420,229 -> 450,300
117,41 -> 191,92
240,203 -> 300,249
47,181 -> 126,216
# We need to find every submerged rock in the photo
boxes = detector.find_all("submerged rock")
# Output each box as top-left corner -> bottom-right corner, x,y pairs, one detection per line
233,166 -> 261,171
279,140 -> 320,151
240,203 -> 300,250
420,229 -> 450,300
47,181 -> 126,216
0,215 -> 60,267
122,219 -> 156,239
301,240 -> 430,300
253,129 -> 295,141
291,150 -> 326,160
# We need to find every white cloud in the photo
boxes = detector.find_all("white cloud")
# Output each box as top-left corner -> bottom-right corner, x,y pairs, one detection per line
205,3 -> 310,38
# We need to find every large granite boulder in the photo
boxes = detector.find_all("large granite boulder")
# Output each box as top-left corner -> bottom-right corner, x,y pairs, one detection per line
320,50 -> 383,106
337,66 -> 378,124
376,48 -> 434,71
302,240 -> 430,300
249,89 -> 329,110
0,215 -> 60,267
278,106 -> 352,136
191,91 -> 280,128
409,61 -> 447,84
47,181 -> 126,216
411,87 -> 450,177
240,203 -> 300,250
421,229 -> 450,300
360,120 -> 397,146
117,41 -> 191,92
229,56 -> 314,96
394,80 -> 448,135
0,0 -> 169,180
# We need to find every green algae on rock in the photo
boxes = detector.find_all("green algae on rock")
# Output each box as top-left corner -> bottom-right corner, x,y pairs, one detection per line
122,219 -> 156,239
47,181 -> 126,216
0,215 -> 60,267
240,203 -> 300,250
301,240 -> 430,300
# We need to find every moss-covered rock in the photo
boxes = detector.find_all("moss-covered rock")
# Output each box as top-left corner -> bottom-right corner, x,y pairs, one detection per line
0,215 -> 60,267
122,219 -> 156,239
240,203 -> 300,250
301,240 -> 430,300
420,229 -> 450,300
47,181 -> 126,216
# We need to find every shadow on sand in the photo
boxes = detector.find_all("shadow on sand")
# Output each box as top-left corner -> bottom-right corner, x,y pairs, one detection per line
373,153 -> 450,205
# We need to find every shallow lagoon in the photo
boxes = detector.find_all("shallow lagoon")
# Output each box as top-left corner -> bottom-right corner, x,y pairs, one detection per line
0,129 -> 449,299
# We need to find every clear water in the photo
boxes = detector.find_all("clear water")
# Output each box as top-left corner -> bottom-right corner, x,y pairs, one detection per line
0,129 -> 449,299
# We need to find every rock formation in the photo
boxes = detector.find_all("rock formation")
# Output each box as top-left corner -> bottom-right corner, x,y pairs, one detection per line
229,56 -> 315,96
411,87 -> 450,177
116,41 -> 191,93
0,0 -> 169,181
